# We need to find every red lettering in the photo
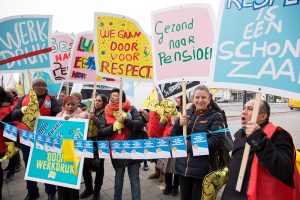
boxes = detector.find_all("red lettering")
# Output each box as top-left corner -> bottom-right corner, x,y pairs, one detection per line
131,43 -> 138,51
132,65 -> 139,77
110,41 -> 117,51
111,63 -> 118,75
118,43 -> 123,51
55,54 -> 62,62
126,54 -> 132,61
101,61 -> 110,73
119,64 -> 124,75
99,30 -> 115,38
63,53 -> 70,61
133,53 -> 139,61
111,54 -> 117,60
119,54 -> 124,61
125,64 -> 133,76
74,57 -> 82,68
139,65 -> 152,78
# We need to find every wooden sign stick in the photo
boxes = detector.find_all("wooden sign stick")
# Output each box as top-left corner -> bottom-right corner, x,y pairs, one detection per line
182,80 -> 187,138
118,78 -> 123,134
236,92 -> 262,192
66,81 -> 69,96
90,83 -> 97,113
27,70 -> 32,90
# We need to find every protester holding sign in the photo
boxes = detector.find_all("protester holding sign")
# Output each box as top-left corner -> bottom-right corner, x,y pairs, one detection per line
98,88 -> 145,200
4,87 -> 21,182
11,77 -> 61,200
171,85 -> 225,200
222,100 -> 299,200
80,94 -> 108,200
56,95 -> 88,200
0,86 -> 15,200
146,93 -> 177,182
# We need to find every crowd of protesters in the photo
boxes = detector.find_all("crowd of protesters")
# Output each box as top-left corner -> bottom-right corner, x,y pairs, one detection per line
0,77 -> 299,200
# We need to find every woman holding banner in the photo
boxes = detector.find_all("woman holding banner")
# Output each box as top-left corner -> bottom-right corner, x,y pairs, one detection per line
56,95 -> 86,200
171,85 -> 225,200
0,87 -> 15,200
80,94 -> 108,200
98,88 -> 145,200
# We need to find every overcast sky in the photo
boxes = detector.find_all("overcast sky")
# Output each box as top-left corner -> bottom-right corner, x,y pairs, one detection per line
0,0 -> 220,35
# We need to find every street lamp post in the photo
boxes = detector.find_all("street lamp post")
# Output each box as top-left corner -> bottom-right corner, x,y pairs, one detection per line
243,90 -> 247,106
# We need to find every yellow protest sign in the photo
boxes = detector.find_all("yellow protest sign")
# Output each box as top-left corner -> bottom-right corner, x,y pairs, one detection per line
209,88 -> 218,94
95,14 -> 153,80
141,89 -> 158,109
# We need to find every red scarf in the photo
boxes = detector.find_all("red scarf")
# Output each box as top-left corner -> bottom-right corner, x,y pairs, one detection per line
105,100 -> 131,120
247,122 -> 300,200
104,100 -> 131,141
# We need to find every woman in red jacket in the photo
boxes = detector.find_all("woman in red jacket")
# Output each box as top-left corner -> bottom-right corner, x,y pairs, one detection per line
0,86 -> 14,200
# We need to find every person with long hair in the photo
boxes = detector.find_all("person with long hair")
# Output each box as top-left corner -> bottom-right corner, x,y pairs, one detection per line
171,85 -> 225,200
80,94 -> 108,200
56,95 -> 87,200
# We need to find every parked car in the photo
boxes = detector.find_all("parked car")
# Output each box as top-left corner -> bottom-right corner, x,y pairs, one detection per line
216,98 -> 229,103
288,99 -> 300,110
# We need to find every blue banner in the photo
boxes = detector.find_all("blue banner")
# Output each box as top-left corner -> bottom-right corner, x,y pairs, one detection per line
212,2 -> 300,99
25,116 -> 88,189
170,136 -> 187,158
0,15 -> 52,72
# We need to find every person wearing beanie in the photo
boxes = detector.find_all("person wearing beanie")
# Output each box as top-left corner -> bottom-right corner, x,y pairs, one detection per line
11,77 -> 61,200
32,77 -> 47,87
98,88 -> 145,200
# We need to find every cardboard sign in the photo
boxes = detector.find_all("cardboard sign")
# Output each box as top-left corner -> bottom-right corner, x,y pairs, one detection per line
152,5 -> 215,83
191,132 -> 209,156
95,14 -> 153,80
143,139 -> 157,159
110,140 -> 122,159
97,141 -> 110,159
211,1 -> 300,99
25,116 -> 88,189
157,81 -> 200,99
74,140 -> 94,158
121,140 -> 132,159
20,130 -> 35,147
68,31 -> 119,84
155,138 -> 171,158
131,140 -> 144,159
170,136 -> 187,158
3,123 -> 18,142
51,33 -> 73,82
0,15 -> 52,72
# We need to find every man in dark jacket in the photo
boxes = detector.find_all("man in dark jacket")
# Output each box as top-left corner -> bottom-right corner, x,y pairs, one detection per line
11,77 -> 61,200
222,100 -> 297,200
98,88 -> 145,200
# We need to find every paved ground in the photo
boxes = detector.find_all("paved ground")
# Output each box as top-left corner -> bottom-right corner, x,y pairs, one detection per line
2,160 -> 183,200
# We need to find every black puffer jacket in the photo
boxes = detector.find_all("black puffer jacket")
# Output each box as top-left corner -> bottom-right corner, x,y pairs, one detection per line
98,105 -> 145,168
171,106 -> 224,179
